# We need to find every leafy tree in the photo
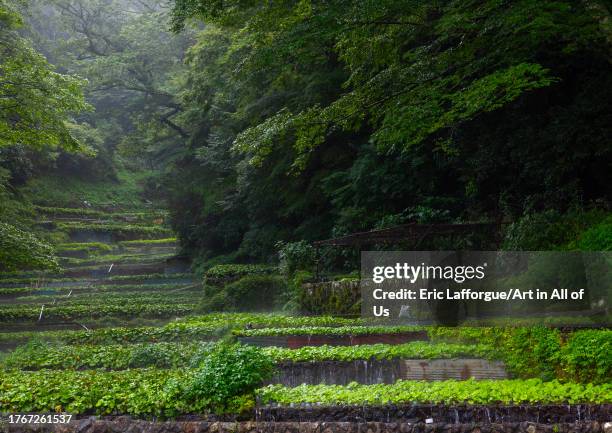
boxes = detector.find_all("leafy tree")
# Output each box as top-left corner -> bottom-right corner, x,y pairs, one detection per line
0,0 -> 89,149
0,222 -> 60,272
0,0 -> 91,272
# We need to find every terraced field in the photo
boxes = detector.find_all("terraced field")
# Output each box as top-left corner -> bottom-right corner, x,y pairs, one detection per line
0,206 -> 610,428
0,206 -> 197,335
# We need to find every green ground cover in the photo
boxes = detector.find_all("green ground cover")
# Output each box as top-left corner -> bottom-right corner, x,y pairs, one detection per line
0,302 -> 197,322
0,273 -> 193,286
0,282 -> 197,297
0,371 -> 608,417
56,221 -> 172,237
56,242 -> 114,254
233,325 -> 424,336
2,328 -> 607,385
265,342 -> 493,362
204,264 -> 278,281
0,341 -> 493,371
1,282 -> 197,297
2,316 -> 606,384
118,238 -> 178,247
258,379 -> 612,406
0,314 -> 365,345
22,172 -> 152,210
6,289 -> 203,304
0,341 -> 205,370
36,206 -> 168,222
60,252 -> 175,266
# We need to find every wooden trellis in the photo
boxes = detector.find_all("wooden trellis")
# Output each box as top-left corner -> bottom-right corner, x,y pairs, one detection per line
313,222 -> 503,247
312,221 -> 505,279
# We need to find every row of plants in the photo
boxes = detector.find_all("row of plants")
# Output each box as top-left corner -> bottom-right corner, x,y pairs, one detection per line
265,341 -> 493,363
56,242 -> 114,254
118,238 -> 177,247
176,313 -> 365,329
0,368 -> 609,417
0,302 -> 197,322
0,272 -> 193,287
0,313 -> 365,345
57,242 -> 176,260
0,282 -> 198,297
0,325 -> 214,347
0,343 -> 271,417
60,252 -> 174,266
234,322 -> 610,384
56,222 -> 173,237
35,206 -> 168,221
234,325 -> 424,337
204,264 -> 278,283
0,341 -> 493,371
0,311 -> 606,383
0,341 -> 206,370
460,315 -> 611,328
6,326 -> 602,384
0,282 -> 199,300
258,379 -> 612,406
8,289 -> 203,305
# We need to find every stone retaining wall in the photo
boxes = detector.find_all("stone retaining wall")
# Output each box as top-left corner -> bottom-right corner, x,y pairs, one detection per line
299,280 -> 361,315
269,358 -> 508,386
255,404 -> 610,423
3,418 -> 609,433
238,332 -> 428,348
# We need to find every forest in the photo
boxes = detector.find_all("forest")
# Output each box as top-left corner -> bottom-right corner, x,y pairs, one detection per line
1,0 -> 611,273
0,0 -> 610,426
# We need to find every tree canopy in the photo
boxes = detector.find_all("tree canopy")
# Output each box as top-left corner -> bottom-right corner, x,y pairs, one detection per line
163,0 -> 611,263
0,0 -> 89,149
0,0 -> 610,271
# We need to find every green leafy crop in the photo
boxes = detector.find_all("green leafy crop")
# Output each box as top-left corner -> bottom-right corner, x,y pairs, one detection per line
186,343 -> 275,413
259,379 -> 612,406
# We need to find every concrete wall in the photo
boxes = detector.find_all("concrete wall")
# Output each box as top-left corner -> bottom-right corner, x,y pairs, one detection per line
269,358 -> 508,386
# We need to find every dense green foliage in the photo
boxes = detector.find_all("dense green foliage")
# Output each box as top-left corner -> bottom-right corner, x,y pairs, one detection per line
0,282 -> 194,297
56,242 -> 114,254
0,1 -> 88,149
12,290 -> 202,304
1,370 -> 608,416
0,300 -> 197,322
187,343 -> 274,412
0,368 -> 192,416
1,341 -> 205,370
429,326 -> 611,383
503,210 -> 612,250
0,313 -> 365,345
204,264 -> 278,283
233,325 -> 423,337
0,222 -> 60,272
259,379 -> 612,406
0,323 -> 609,395
57,222 -> 172,237
561,329 -> 612,384
163,0 -> 612,264
0,1 -> 610,420
202,275 -> 287,312
0,340 -> 493,371
0,1 -> 93,270
264,342 -> 493,363
0,272 -> 192,287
